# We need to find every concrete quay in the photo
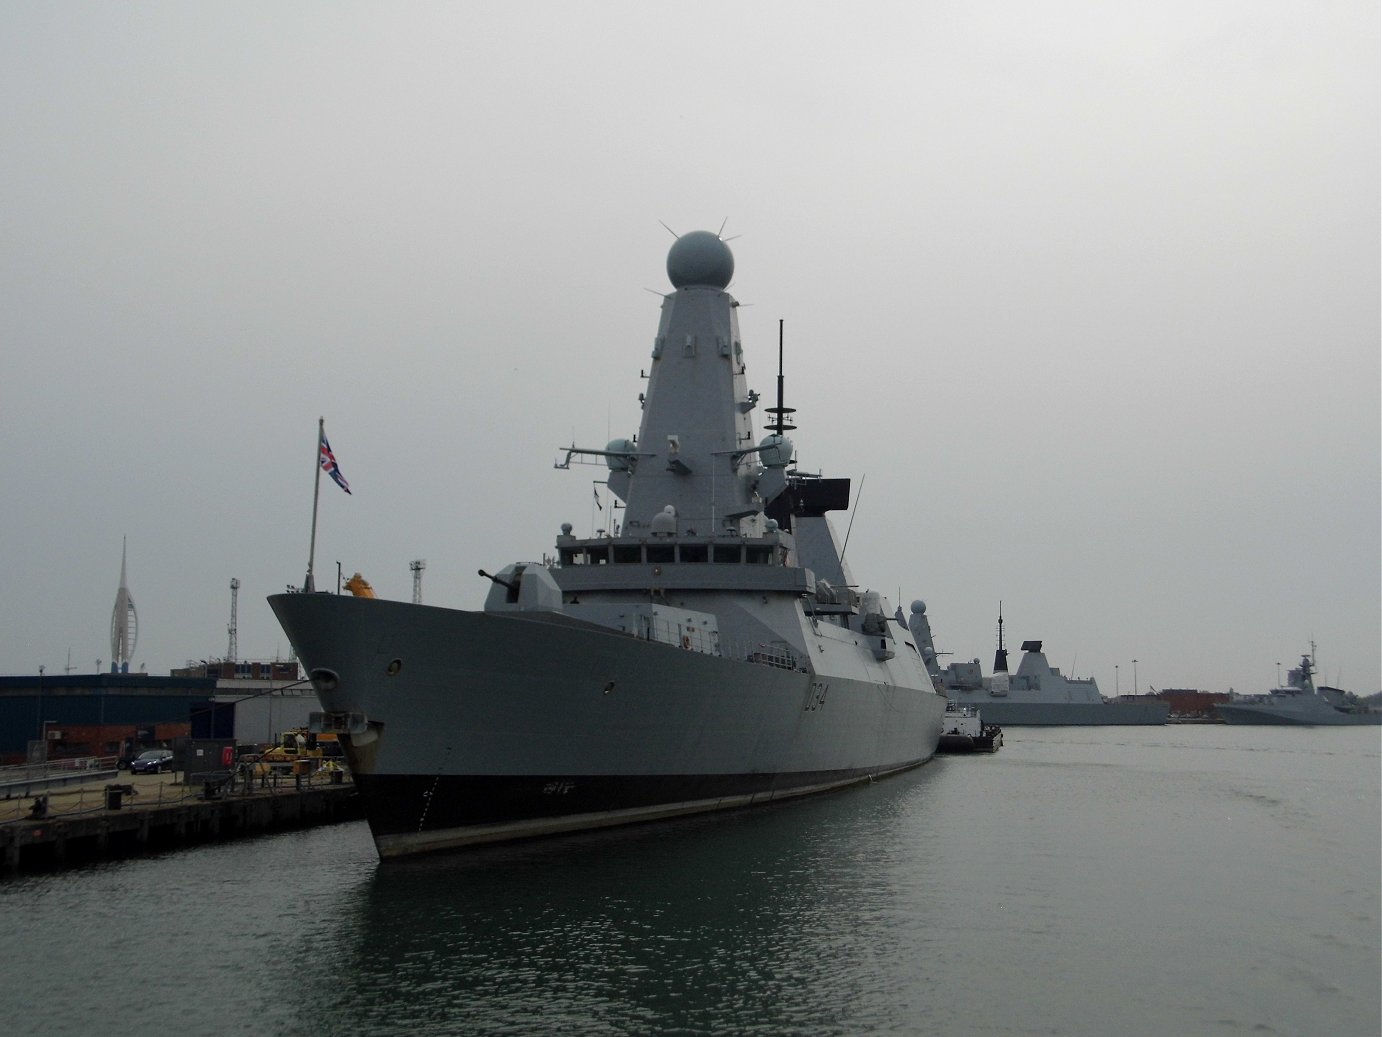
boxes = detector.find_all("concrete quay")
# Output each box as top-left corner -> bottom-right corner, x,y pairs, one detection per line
0,770 -> 362,875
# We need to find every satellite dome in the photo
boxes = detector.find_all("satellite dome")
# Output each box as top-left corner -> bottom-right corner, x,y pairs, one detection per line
605,438 -> 636,472
758,433 -> 794,468
650,505 -> 677,535
911,600 -> 927,615
667,231 -> 734,289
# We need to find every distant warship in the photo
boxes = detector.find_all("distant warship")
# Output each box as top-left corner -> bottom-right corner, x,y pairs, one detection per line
271,230 -> 947,858
1217,647 -> 1381,726
908,604 -> 1168,725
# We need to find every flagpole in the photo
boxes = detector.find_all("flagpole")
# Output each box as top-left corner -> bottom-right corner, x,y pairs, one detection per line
305,416 -> 324,592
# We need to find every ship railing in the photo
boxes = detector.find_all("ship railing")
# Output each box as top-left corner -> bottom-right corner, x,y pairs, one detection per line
634,620 -> 805,672
644,616 -> 720,656
739,640 -> 804,672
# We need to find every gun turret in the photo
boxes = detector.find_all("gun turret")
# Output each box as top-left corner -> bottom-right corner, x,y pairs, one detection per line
479,569 -> 519,594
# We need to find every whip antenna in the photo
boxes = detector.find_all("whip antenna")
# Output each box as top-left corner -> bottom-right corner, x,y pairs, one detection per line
839,473 -> 866,564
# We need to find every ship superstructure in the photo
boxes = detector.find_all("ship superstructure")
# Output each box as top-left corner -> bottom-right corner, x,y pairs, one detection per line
270,231 -> 946,858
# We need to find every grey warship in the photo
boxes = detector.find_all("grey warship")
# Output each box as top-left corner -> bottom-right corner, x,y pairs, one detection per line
907,604 -> 1168,725
1217,648 -> 1382,725
270,231 -> 947,858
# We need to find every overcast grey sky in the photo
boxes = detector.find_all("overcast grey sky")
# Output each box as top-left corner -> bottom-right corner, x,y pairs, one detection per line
2,2 -> 1377,695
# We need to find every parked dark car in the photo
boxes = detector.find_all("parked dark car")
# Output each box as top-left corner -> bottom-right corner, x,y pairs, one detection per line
130,749 -> 174,774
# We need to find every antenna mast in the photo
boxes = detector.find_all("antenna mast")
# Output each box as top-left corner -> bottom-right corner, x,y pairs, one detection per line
227,578 -> 240,663
993,602 -> 1009,674
764,319 -> 796,435
410,559 -> 426,604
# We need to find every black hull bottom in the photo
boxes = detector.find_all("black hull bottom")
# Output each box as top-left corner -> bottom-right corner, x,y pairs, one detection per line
354,763 -> 928,857
936,735 -> 1001,754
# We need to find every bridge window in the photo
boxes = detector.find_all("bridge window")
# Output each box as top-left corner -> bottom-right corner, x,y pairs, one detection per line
679,544 -> 708,563
613,545 -> 641,564
713,545 -> 741,563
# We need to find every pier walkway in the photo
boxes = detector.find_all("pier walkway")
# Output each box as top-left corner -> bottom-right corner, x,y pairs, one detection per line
0,767 -> 361,875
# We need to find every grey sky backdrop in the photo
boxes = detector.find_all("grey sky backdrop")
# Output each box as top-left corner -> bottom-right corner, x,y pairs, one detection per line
2,2 -> 1378,695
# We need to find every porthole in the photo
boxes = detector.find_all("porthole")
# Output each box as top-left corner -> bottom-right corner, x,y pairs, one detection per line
386,658 -> 403,676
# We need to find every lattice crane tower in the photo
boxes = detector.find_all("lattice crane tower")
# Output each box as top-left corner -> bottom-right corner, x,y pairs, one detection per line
228,578 -> 240,663
410,559 -> 426,604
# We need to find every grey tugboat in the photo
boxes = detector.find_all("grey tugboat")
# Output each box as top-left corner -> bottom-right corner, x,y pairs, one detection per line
270,230 -> 947,858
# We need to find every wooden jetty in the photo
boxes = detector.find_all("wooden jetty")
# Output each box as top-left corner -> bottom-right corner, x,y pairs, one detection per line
0,769 -> 362,875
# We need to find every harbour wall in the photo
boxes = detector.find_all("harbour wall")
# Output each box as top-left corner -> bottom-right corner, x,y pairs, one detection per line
1,779 -> 362,876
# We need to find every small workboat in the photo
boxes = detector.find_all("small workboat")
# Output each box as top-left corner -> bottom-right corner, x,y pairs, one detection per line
937,702 -> 1003,753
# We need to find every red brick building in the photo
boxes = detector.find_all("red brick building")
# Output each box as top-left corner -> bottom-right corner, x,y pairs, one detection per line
1156,688 -> 1230,718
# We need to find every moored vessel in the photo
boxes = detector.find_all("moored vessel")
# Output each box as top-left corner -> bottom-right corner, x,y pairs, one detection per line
270,230 -> 947,858
910,605 -> 1168,726
937,702 -> 1002,753
1216,647 -> 1381,726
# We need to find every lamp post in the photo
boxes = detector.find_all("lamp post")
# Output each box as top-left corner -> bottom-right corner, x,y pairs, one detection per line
1115,664 -> 1120,697
1133,659 -> 1139,697
36,666 -> 45,763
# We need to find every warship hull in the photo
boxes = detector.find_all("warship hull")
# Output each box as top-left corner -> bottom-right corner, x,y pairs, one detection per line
271,593 -> 947,857
1215,703 -> 1382,726
969,701 -> 1169,726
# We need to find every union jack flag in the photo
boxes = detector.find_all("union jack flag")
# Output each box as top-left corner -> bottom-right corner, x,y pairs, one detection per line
320,429 -> 351,494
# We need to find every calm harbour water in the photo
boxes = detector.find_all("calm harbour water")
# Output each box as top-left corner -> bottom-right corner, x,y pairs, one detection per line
2,726 -> 1378,1036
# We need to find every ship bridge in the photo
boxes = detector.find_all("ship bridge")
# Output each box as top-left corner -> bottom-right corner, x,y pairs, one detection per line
552,527 -> 811,596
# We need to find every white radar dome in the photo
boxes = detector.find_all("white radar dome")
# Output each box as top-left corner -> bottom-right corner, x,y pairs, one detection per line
605,439 -> 636,471
758,434 -> 794,468
667,231 -> 734,289
650,505 -> 677,535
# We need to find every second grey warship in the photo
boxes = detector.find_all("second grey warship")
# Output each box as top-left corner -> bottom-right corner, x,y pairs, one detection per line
1217,648 -> 1381,725
908,604 -> 1168,725
270,231 -> 947,858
